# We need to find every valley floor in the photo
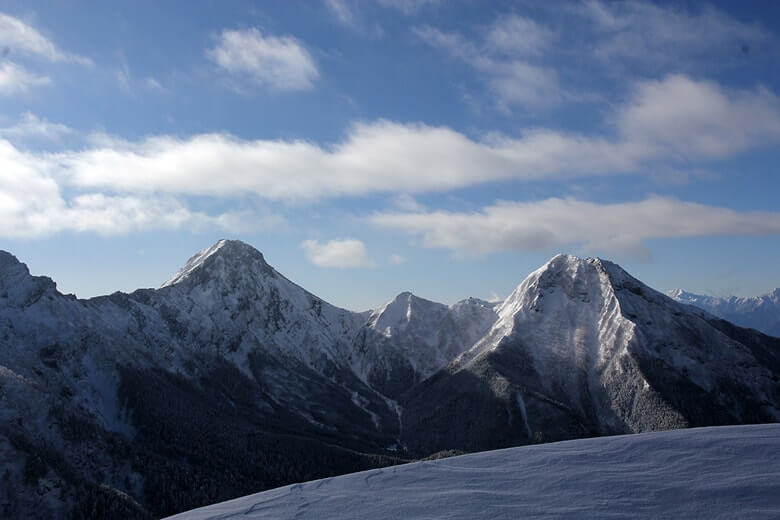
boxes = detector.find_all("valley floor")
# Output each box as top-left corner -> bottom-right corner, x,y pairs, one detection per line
167,424 -> 780,519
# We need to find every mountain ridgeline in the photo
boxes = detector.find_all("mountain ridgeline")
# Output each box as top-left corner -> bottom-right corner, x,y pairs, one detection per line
668,288 -> 780,338
1,240 -> 778,518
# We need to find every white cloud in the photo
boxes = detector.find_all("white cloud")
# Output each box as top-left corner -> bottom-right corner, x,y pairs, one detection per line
301,238 -> 375,268
9,75 -> 774,202
618,75 -> 780,160
577,0 -> 770,68
0,138 -> 280,238
0,112 -> 74,142
0,12 -> 92,65
207,28 -> 318,91
0,61 -> 49,95
370,197 -> 780,261
0,75 -> 778,239
389,254 -> 406,265
51,121 -> 631,200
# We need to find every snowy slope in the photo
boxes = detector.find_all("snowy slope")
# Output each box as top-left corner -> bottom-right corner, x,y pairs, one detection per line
166,423 -> 780,520
669,288 -> 780,337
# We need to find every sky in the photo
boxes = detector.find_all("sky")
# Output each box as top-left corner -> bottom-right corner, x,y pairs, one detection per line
1,0 -> 779,311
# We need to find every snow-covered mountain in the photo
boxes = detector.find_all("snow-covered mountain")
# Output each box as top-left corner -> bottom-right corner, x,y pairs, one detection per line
166,423 -> 780,520
1,241 -> 778,518
400,254 -> 780,455
668,288 -> 780,337
350,292 -> 498,399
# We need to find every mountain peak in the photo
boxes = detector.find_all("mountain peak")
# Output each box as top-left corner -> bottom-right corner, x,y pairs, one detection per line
161,239 -> 273,288
372,291 -> 442,328
0,250 -> 59,305
492,253 -> 645,328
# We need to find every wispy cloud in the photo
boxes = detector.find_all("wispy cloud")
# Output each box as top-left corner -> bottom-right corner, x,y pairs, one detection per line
207,28 -> 319,92
324,0 -> 385,37
389,253 -> 406,265
375,0 -> 442,15
576,0 -> 771,70
301,238 -> 375,268
0,61 -> 49,95
0,12 -> 92,65
325,0 -> 358,27
370,197 -> 780,260
414,18 -> 563,111
485,15 -> 555,56
0,112 -> 74,142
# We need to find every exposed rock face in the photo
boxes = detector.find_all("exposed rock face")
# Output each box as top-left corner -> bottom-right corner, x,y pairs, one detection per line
1,243 -> 778,518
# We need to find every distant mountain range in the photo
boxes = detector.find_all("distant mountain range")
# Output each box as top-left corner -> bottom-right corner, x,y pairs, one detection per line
1,240 -> 778,518
668,288 -> 780,337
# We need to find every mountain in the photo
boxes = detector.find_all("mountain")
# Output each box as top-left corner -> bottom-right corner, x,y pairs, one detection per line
399,255 -> 780,455
0,241 -> 399,518
668,288 -> 780,337
349,292 -> 498,399
166,423 -> 780,520
1,241 -> 778,518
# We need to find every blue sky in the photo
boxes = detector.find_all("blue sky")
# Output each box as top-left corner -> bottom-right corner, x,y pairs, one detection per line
1,0 -> 779,311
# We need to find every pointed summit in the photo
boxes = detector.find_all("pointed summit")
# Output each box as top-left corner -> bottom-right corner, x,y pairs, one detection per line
371,291 -> 442,332
161,239 -> 274,288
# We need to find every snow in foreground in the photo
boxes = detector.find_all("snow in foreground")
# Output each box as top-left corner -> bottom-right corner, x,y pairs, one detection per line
167,424 -> 780,519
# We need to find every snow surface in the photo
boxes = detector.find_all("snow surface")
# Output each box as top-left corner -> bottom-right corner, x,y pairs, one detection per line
166,424 -> 780,520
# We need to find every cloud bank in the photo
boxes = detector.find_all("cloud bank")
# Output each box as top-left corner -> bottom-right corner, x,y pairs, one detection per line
371,197 -> 780,260
2,75 -> 779,241
39,75 -> 780,199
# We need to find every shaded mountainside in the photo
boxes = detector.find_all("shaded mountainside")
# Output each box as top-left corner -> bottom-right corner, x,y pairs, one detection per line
1,241 -> 778,518
668,288 -> 780,337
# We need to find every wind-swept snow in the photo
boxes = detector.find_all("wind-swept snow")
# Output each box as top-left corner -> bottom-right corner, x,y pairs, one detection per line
167,424 -> 780,520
